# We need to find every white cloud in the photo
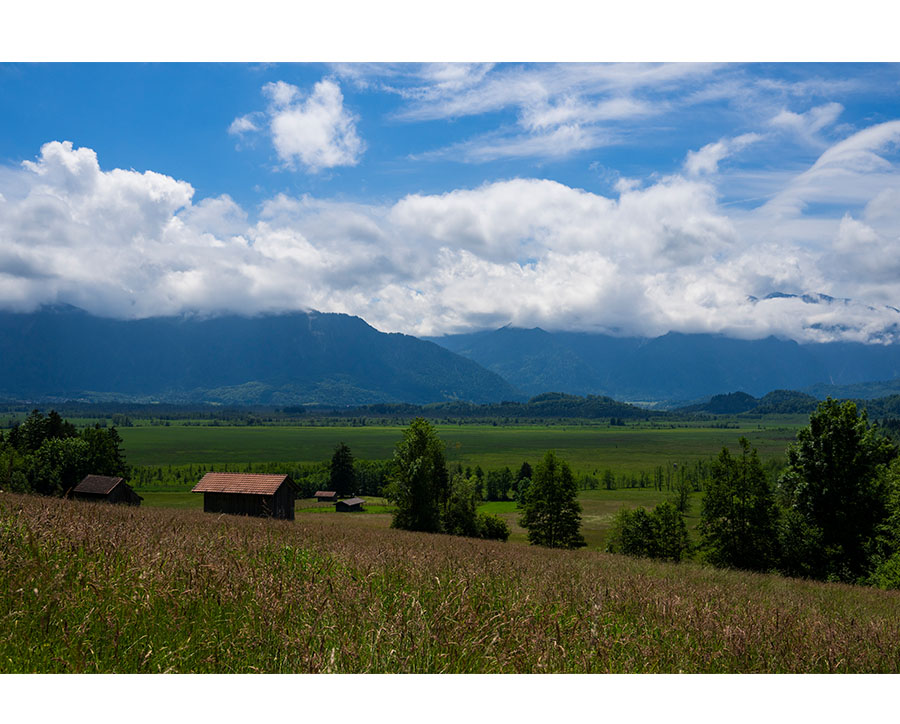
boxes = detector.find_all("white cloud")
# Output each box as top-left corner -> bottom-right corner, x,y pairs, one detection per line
3,136 -> 900,344
384,63 -> 715,122
761,120 -> 900,219
520,96 -> 654,132
263,80 -> 301,107
233,78 -> 364,172
362,63 -> 721,162
420,124 -> 617,163
228,115 -> 260,135
336,63 -> 859,165
684,133 -> 763,176
769,102 -> 844,145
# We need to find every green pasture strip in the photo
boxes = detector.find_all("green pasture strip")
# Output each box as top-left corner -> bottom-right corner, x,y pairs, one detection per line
119,421 -> 804,475
137,487 -> 687,551
4,493 -> 899,673
119,425 -> 404,466
139,492 -> 202,509
141,492 -> 393,515
475,489 -> 702,550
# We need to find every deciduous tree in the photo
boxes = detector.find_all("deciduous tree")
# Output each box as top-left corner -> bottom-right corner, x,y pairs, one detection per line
606,502 -> 690,562
778,399 -> 897,582
385,418 -> 448,533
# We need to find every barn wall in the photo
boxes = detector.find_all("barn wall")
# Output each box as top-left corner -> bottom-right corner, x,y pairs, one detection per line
73,487 -> 140,506
204,492 -> 266,517
108,484 -> 141,506
73,493 -> 104,503
336,502 -> 362,512
274,484 -> 296,520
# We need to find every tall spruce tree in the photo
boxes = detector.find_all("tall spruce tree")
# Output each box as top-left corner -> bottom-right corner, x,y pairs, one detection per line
520,450 -> 586,549
699,438 -> 779,572
329,442 -> 356,498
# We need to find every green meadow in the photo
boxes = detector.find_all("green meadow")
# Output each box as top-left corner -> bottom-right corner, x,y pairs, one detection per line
123,419 -> 799,550
4,492 -> 899,673
119,418 -> 805,475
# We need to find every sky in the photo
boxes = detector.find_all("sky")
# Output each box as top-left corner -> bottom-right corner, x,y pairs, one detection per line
2,59 -> 900,343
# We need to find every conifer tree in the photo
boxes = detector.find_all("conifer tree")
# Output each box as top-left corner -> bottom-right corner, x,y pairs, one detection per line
329,442 -> 356,498
520,450 -> 585,549
699,438 -> 779,572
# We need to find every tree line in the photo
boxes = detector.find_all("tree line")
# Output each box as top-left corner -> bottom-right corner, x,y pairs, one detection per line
10,401 -> 900,589
366,417 -> 584,549
0,410 -> 129,495
607,399 -> 900,589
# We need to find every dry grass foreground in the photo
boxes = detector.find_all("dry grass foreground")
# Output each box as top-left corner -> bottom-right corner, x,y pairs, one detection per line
2,492 -> 899,673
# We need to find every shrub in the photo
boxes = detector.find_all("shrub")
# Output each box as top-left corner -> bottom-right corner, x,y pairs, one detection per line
868,552 -> 900,590
477,512 -> 510,542
607,502 -> 690,563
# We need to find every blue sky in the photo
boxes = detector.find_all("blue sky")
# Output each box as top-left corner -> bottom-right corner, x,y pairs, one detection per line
3,63 -> 897,208
2,61 -> 900,342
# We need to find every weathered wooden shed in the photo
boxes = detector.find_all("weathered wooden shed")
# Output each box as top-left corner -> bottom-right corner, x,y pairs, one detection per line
72,475 -> 143,506
335,497 -> 365,512
192,472 -> 297,520
314,490 -> 338,503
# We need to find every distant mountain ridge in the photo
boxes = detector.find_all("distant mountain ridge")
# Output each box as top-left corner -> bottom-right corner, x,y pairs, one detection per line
676,390 -> 821,415
8,307 -> 900,407
427,326 -> 900,402
0,306 -> 521,405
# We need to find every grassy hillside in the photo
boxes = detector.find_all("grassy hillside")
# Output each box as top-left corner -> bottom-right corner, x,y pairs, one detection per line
3,493 -> 899,673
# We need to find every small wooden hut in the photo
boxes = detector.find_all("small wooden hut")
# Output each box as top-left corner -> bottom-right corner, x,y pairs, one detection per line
72,475 -> 143,506
335,497 -> 365,512
192,472 -> 297,520
314,490 -> 338,503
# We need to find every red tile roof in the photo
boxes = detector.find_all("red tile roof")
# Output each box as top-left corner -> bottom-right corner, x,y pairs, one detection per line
192,472 -> 294,495
74,475 -> 125,495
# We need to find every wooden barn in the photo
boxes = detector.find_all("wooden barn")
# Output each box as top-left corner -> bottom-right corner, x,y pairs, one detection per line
192,472 -> 297,520
335,497 -> 365,512
72,475 -> 143,506
314,490 -> 338,503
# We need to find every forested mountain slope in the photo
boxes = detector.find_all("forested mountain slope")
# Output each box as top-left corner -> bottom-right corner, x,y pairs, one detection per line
0,306 -> 521,405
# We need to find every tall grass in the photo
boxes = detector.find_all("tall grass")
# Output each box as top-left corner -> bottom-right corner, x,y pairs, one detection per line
2,492 -> 899,673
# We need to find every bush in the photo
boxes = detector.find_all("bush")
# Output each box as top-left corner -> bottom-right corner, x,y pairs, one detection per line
477,513 -> 510,542
606,502 -> 691,562
868,552 -> 900,590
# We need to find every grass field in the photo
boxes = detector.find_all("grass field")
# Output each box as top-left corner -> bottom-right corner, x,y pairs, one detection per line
139,488 -> 699,550
119,420 -> 805,475
3,492 -> 899,673
126,421 -> 779,550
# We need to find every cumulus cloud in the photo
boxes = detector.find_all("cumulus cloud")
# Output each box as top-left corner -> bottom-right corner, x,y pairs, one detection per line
3,136 -> 900,344
231,78 -> 364,172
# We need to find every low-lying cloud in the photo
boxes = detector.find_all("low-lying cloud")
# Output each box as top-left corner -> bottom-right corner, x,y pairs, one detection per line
2,131 -> 900,343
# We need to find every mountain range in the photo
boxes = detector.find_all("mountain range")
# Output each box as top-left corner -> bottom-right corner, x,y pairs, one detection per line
426,326 -> 900,402
5,306 -> 900,406
0,306 -> 519,405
